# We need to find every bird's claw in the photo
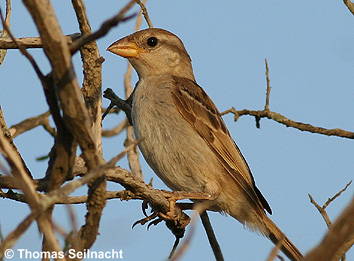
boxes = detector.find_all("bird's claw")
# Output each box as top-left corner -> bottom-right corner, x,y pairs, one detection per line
132,211 -> 175,230
141,200 -> 149,217
132,212 -> 158,229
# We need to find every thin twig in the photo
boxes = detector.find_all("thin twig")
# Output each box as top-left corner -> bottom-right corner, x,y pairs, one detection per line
308,181 -> 352,228
323,180 -> 352,209
308,181 -> 352,261
70,0 -> 137,54
134,0 -> 153,28
0,213 -> 36,256
9,111 -> 54,138
0,34 -> 81,49
0,123 -> 63,259
64,204 -> 79,251
266,236 -> 285,261
0,0 -> 11,64
222,59 -> 354,139
0,8 -> 44,79
308,194 -> 332,228
170,202 -> 212,261
304,197 -> 354,261
264,58 -> 271,111
200,212 -> 224,261
102,118 -> 128,137
2,145 -> 138,256
122,3 -> 146,178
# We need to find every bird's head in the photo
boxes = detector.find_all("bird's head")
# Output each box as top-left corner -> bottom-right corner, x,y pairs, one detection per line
107,28 -> 195,80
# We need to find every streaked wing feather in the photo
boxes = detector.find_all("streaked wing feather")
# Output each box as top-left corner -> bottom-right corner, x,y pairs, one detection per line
171,76 -> 271,214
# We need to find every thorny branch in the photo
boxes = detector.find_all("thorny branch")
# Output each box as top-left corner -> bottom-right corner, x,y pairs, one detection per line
304,197 -> 354,261
221,60 -> 354,139
308,181 -> 352,228
308,181 -> 352,261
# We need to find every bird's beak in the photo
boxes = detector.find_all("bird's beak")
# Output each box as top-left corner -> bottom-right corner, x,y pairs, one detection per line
107,38 -> 140,58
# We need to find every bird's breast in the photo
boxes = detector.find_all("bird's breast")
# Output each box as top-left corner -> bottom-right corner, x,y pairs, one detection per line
131,79 -> 222,196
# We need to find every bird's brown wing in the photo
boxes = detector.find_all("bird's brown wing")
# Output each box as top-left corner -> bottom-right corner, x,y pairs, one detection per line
171,76 -> 271,214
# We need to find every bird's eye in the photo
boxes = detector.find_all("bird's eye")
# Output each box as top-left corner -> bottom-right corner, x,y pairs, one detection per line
147,37 -> 158,47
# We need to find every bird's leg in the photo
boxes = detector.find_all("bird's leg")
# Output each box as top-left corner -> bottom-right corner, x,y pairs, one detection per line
133,191 -> 210,229
165,191 -> 214,220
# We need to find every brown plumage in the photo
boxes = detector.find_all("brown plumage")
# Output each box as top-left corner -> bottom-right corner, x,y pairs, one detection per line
107,28 -> 303,261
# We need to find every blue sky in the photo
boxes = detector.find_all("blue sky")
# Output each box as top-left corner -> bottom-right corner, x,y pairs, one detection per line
1,1 -> 353,260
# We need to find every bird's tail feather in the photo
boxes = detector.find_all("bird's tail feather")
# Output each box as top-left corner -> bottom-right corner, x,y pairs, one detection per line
263,215 -> 303,261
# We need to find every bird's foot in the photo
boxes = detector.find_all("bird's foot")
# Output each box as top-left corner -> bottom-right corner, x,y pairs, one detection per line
132,191 -> 212,233
164,191 -> 213,220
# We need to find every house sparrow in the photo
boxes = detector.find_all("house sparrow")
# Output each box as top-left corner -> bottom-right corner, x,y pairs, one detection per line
107,28 -> 302,261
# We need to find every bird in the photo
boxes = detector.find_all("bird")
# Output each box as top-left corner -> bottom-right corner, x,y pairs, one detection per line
107,28 -> 303,261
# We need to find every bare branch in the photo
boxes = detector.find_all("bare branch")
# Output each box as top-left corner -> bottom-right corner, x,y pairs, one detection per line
308,181 -> 352,260
323,180 -> 352,209
266,237 -> 284,261
0,0 -> 11,64
0,8 -> 44,80
0,107 -> 32,178
200,212 -> 224,261
0,213 -> 36,256
309,181 -> 352,228
102,118 -> 128,137
344,0 -> 354,15
70,0 -> 137,54
134,0 -> 153,28
308,194 -> 332,228
23,0 -> 109,251
0,124 -> 62,258
0,34 -> 80,49
72,0 -> 103,144
304,197 -> 354,261
222,60 -> 354,139
9,111 -> 55,138
170,202 -> 211,261
122,5 -> 146,178
222,107 -> 354,139
264,58 -> 271,111
0,189 -> 142,204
